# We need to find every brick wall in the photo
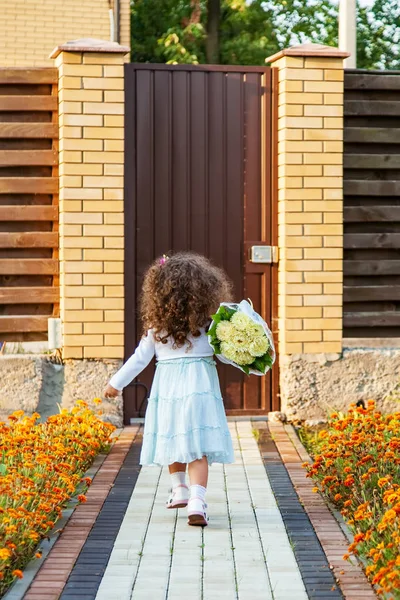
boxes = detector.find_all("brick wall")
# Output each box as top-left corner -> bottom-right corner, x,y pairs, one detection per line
0,0 -> 130,66
53,41 -> 129,360
267,45 -> 348,356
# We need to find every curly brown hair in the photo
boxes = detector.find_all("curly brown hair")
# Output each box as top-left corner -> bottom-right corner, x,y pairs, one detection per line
140,252 -> 233,347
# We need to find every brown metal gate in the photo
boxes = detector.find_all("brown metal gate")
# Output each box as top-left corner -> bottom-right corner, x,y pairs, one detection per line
124,63 -> 278,423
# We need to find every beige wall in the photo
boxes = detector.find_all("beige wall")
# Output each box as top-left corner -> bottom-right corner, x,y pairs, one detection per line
0,0 -> 131,66
267,45 -> 347,356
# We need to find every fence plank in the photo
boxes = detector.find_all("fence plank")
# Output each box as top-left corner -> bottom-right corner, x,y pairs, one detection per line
344,155 -> 400,170
344,180 -> 400,196
344,206 -> 400,222
0,206 -> 58,221
345,74 -> 400,90
0,316 -> 49,333
344,260 -> 400,276
0,232 -> 58,248
0,67 -> 59,342
344,285 -> 400,302
344,233 -> 400,249
0,123 -> 58,139
0,68 -> 57,84
0,287 -> 59,304
0,178 -> 59,194
344,312 -> 400,327
0,150 -> 57,166
344,71 -> 400,338
344,128 -> 400,144
0,259 -> 59,275
345,100 -> 400,116
0,96 -> 58,111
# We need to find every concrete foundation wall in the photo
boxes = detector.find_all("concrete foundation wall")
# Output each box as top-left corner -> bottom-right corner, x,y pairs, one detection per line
0,356 -> 123,426
280,348 -> 400,422
3,349 -> 400,427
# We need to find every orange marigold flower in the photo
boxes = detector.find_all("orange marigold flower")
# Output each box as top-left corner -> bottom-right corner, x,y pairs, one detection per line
35,552 -> 42,559
378,477 -> 391,488
343,554 -> 350,561
344,476 -> 355,487
93,398 -> 102,405
0,548 -> 11,561
334,493 -> 342,502
12,570 -> 23,579
6,542 -> 16,550
77,494 -> 87,503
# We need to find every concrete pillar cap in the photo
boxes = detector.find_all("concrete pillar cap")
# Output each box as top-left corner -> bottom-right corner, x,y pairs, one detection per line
50,38 -> 130,59
266,43 -> 350,64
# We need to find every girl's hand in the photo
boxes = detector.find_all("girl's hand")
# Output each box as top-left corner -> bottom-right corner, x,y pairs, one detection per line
104,384 -> 119,398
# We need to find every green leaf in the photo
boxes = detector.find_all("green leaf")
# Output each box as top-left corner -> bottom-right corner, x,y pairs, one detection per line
251,351 -> 274,373
0,464 -> 7,476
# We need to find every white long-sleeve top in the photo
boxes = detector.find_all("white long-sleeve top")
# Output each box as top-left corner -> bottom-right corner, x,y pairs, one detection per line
109,328 -> 213,391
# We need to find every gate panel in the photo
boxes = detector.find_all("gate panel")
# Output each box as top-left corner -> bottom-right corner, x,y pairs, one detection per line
124,64 -> 276,422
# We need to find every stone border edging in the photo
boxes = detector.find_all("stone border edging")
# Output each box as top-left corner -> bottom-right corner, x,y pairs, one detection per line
59,430 -> 142,599
254,421 -> 343,599
268,421 -> 377,600
22,426 -> 139,600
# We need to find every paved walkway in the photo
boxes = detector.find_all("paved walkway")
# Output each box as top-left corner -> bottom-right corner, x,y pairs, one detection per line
96,422 -> 307,600
19,421 -> 377,600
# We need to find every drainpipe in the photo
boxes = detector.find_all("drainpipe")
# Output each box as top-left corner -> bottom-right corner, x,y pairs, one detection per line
114,0 -> 120,44
339,0 -> 356,68
108,0 -> 119,43
108,0 -> 120,43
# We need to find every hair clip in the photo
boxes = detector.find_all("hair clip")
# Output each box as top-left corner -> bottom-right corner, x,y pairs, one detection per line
159,254 -> 169,266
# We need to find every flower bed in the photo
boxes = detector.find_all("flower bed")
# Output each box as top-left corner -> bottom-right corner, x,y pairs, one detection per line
302,401 -> 400,599
0,401 -> 115,596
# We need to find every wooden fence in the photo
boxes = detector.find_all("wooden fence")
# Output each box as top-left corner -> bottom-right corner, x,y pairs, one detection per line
344,70 -> 400,339
0,68 -> 59,341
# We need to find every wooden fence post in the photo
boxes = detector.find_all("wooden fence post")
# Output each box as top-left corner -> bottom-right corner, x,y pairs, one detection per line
51,39 -> 129,360
267,43 -> 349,358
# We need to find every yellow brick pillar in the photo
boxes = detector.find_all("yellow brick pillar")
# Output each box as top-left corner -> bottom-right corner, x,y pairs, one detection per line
267,43 -> 348,357
51,39 -> 129,360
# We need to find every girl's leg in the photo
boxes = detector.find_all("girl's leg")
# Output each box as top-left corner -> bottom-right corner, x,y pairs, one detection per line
169,462 -> 186,475
187,456 -> 208,526
188,456 -> 208,487
166,462 -> 188,509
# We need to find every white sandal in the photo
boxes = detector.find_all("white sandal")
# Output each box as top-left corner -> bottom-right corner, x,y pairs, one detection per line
187,497 -> 208,527
166,484 -> 189,509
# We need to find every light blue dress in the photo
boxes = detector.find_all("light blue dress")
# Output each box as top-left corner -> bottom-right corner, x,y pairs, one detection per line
109,329 -> 234,467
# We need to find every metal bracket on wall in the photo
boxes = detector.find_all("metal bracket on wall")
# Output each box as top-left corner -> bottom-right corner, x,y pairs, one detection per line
249,245 -> 279,264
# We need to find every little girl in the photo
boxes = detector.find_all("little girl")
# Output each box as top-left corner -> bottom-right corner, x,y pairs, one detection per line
104,252 -> 235,526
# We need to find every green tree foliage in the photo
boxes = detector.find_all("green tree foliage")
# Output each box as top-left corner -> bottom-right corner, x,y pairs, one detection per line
130,0 -> 400,70
357,0 -> 400,69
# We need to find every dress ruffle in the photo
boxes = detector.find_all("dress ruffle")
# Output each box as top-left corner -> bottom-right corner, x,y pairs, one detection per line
140,357 -> 235,466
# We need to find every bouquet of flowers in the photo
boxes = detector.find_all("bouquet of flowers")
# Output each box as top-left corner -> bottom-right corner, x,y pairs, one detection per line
207,299 -> 275,376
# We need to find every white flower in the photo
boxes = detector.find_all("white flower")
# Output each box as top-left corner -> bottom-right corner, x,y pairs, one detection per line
248,336 -> 270,357
221,342 -> 254,366
216,321 -> 234,342
230,312 -> 254,331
